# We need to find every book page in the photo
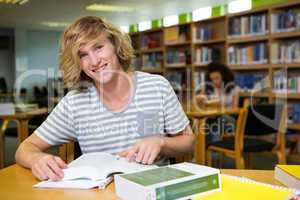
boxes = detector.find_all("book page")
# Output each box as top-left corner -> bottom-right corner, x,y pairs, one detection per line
63,152 -> 154,181
34,152 -> 154,189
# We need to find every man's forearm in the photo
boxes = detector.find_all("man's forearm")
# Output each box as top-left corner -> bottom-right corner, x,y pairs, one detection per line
15,141 -> 48,169
161,126 -> 195,157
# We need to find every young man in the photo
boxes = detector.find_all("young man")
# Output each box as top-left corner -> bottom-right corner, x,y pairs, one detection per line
15,16 -> 195,181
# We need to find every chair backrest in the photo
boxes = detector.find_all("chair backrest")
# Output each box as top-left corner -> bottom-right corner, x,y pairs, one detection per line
244,103 -> 284,136
0,77 -> 7,94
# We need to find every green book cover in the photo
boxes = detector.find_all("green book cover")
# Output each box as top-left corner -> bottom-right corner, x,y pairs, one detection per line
120,167 -> 194,186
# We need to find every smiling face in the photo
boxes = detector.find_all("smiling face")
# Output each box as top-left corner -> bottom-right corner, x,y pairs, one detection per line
78,34 -> 122,85
209,71 -> 222,89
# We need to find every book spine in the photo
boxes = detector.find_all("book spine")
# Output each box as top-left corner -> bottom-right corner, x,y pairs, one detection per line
154,174 -> 220,200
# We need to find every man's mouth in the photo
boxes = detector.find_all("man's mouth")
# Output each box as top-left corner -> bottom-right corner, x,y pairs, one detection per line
92,63 -> 108,73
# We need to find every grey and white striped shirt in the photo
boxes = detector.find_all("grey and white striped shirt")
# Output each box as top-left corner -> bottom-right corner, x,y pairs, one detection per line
36,71 -> 189,155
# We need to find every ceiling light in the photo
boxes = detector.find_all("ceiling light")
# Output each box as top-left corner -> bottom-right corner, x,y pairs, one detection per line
138,21 -> 151,31
228,0 -> 252,13
192,7 -> 212,21
120,25 -> 129,33
41,22 -> 69,28
0,0 -> 29,5
163,15 -> 178,27
86,4 -> 135,12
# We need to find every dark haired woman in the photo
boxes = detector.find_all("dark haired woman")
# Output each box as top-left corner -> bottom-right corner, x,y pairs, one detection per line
195,62 -> 240,142
196,62 -> 239,109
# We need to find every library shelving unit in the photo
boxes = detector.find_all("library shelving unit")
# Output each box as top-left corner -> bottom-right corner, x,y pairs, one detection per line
129,0 -> 300,132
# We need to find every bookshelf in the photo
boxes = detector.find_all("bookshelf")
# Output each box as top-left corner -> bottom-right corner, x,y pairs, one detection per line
129,0 -> 300,127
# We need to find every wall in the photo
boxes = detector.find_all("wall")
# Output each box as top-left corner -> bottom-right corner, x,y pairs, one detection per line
14,29 -> 62,96
0,29 -> 14,92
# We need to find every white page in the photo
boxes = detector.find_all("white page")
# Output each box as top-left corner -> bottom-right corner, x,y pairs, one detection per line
33,179 -> 106,189
64,152 -> 154,181
33,152 -> 155,189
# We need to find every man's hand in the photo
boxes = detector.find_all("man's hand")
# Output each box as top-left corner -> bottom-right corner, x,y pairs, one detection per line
31,154 -> 67,181
118,136 -> 165,165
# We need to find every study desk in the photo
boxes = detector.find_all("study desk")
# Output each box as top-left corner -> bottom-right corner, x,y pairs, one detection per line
0,165 -> 282,200
0,108 -> 48,168
186,109 -> 240,165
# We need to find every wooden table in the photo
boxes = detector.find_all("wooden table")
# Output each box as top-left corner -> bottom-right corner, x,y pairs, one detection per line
0,108 -> 48,168
186,109 -> 240,165
0,165 -> 281,200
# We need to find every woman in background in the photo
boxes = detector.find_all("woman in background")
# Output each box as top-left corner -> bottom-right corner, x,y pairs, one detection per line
196,62 -> 239,109
195,62 -> 240,142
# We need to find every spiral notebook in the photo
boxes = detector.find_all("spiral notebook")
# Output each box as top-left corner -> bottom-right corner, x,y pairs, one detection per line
195,174 -> 300,200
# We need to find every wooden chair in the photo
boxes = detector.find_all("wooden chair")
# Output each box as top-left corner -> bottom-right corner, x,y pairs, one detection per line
207,103 -> 287,169
0,120 -> 9,169
59,142 -> 75,164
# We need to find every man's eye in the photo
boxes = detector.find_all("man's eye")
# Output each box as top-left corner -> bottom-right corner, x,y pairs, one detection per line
79,53 -> 87,59
95,45 -> 103,50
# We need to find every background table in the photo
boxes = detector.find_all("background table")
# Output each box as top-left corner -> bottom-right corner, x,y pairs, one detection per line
0,108 -> 48,168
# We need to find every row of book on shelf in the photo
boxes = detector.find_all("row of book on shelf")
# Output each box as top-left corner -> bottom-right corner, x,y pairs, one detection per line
193,26 -> 214,41
271,39 -> 300,64
271,8 -> 300,33
164,26 -> 190,44
273,69 -> 300,93
142,53 -> 163,69
229,14 -> 268,37
134,39 -> 300,68
228,9 -> 300,37
194,47 -> 221,65
140,33 -> 162,49
235,73 -> 268,91
133,7 -> 300,51
228,43 -> 267,65
166,50 -> 191,66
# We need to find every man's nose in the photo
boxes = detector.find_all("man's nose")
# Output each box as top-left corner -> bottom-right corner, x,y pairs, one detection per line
90,52 -> 100,66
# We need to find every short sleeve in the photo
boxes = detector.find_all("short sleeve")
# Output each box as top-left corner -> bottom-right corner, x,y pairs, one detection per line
161,78 -> 190,134
35,94 -> 77,145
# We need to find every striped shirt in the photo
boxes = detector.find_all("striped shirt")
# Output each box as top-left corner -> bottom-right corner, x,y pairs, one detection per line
36,71 -> 189,155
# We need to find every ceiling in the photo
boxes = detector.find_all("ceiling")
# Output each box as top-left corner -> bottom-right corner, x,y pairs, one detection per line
0,0 -> 232,31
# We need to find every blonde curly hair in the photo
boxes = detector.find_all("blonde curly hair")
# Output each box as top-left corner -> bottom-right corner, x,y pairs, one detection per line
59,16 -> 134,89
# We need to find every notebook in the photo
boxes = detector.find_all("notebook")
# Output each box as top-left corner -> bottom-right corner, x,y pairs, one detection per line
33,152 -> 155,189
194,174 -> 300,200
275,165 -> 300,190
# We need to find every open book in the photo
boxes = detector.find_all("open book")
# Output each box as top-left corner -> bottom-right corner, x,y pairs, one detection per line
33,152 -> 155,189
